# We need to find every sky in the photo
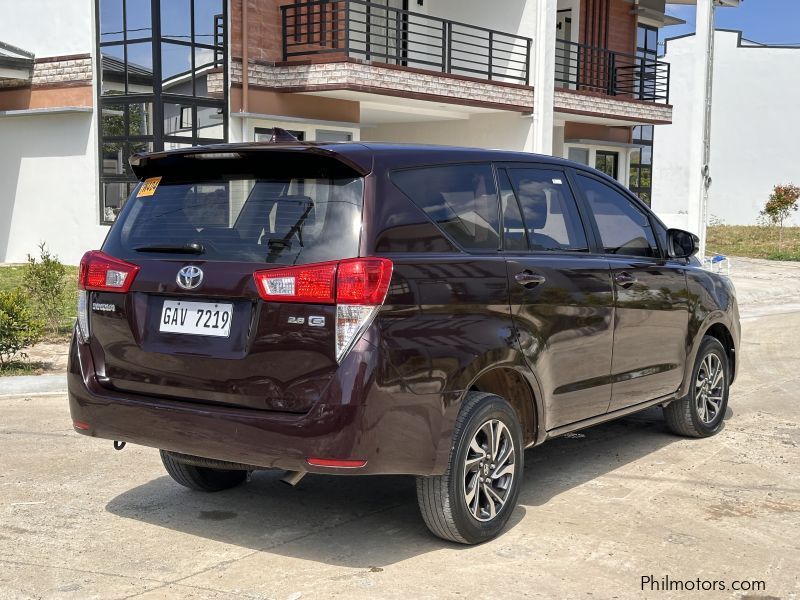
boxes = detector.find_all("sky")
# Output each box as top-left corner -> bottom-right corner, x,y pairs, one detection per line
664,0 -> 800,48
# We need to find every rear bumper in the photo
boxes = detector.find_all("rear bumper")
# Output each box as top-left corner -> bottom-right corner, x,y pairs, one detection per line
67,333 -> 453,476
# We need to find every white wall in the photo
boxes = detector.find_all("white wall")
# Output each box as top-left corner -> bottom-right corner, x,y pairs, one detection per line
0,0 -> 93,56
653,31 -> 800,226
363,112 -> 534,151
0,112 -> 107,265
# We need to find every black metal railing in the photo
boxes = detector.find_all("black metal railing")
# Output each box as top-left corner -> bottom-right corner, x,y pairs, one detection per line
554,39 -> 670,103
281,0 -> 532,85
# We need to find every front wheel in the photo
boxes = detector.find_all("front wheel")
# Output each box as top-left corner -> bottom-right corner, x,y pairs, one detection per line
416,392 -> 523,544
664,336 -> 730,438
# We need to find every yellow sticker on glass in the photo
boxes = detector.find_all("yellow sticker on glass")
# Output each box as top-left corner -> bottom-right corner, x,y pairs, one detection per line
137,176 -> 162,197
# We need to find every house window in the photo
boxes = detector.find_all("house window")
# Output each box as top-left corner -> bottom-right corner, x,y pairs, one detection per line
96,0 -> 227,224
179,106 -> 192,129
629,23 -> 658,205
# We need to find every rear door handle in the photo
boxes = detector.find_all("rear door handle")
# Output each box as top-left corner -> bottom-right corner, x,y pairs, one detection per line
514,271 -> 546,288
614,271 -> 637,288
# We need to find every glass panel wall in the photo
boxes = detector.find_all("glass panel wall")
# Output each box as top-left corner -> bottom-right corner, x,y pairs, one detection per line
97,0 -> 227,223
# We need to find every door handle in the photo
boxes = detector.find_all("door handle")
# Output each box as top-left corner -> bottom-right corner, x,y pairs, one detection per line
614,271 -> 637,288
514,271 -> 546,288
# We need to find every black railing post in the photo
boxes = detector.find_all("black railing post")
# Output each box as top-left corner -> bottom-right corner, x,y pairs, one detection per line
281,6 -> 288,61
607,50 -> 616,96
442,21 -> 450,73
395,8 -> 402,65
665,61 -> 670,104
320,1 -> 327,47
344,0 -> 351,58
488,30 -> 494,80
575,44 -> 581,90
525,37 -> 532,85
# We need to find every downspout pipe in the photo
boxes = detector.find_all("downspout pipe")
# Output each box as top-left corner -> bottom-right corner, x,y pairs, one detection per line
241,0 -> 249,141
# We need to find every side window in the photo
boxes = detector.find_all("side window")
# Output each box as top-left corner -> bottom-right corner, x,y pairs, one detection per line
497,169 -> 528,251
391,164 -> 500,251
507,168 -> 589,252
576,174 -> 658,257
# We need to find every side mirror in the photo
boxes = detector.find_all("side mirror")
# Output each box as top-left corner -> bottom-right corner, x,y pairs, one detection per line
667,228 -> 699,259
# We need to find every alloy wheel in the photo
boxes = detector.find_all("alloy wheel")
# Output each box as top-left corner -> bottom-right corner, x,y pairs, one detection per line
462,419 -> 516,522
695,352 -> 725,424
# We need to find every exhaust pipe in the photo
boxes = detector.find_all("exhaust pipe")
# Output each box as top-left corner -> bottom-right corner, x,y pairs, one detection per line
281,470 -> 306,486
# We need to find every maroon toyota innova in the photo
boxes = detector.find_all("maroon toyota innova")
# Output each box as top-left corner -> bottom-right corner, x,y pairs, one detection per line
68,139 -> 740,544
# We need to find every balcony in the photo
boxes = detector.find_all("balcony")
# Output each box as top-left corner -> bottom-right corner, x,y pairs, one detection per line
554,39 -> 671,104
280,0 -> 532,85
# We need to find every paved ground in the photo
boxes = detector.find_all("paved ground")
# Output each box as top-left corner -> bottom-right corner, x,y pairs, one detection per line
1,262 -> 799,599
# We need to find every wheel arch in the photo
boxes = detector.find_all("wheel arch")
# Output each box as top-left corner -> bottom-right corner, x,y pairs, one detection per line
467,366 -> 542,447
679,316 -> 737,398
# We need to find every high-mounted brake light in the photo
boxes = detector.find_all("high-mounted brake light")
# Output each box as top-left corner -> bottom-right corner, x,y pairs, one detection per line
79,251 -> 140,292
253,258 -> 393,362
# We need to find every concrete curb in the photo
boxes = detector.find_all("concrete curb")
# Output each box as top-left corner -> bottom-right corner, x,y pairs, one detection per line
0,374 -> 67,397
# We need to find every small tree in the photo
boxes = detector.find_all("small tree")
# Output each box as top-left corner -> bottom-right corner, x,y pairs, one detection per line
0,289 -> 44,366
23,243 -> 68,335
761,184 -> 800,247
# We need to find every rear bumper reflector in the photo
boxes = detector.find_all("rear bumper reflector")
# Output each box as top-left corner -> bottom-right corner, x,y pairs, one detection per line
306,458 -> 367,468
73,420 -> 91,430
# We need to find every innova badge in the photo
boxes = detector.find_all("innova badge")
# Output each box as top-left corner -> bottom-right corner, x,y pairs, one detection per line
176,265 -> 204,290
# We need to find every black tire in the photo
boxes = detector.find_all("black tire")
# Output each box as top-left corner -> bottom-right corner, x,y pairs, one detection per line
416,391 -> 524,544
160,450 -> 248,492
664,336 -> 730,438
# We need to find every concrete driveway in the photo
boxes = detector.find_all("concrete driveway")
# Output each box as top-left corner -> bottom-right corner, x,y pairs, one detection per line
1,263 -> 799,599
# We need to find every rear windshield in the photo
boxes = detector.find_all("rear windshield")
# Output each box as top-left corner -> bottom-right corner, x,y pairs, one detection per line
103,176 -> 364,265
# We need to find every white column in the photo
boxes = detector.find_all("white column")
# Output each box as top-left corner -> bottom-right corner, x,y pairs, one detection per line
529,0 -> 558,155
689,0 -> 715,259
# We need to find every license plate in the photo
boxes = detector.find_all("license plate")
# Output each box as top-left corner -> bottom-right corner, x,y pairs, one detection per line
159,300 -> 233,338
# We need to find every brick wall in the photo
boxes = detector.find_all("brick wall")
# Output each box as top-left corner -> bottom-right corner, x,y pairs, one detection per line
230,59 -> 535,112
580,0 -> 636,55
32,55 -> 93,87
230,0 -> 283,62
555,89 -> 672,124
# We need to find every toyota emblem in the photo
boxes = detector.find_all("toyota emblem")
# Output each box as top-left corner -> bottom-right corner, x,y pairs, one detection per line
176,265 -> 204,290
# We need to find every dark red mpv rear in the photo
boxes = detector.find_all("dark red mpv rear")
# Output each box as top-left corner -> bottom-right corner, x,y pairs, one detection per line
69,139 -> 739,544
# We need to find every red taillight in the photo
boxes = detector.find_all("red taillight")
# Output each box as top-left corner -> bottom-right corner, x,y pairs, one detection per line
306,458 -> 367,468
253,258 -> 392,305
254,261 -> 337,304
336,258 -> 393,305
79,251 -> 139,293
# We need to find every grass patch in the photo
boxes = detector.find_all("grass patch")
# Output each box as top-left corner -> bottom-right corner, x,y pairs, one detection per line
0,360 -> 49,377
0,263 -> 78,341
707,225 -> 800,261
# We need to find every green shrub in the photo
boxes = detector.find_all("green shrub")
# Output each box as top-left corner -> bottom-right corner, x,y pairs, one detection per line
0,288 -> 44,366
23,243 -> 69,335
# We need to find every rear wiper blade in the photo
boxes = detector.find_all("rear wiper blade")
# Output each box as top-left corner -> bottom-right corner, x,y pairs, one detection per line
133,242 -> 205,254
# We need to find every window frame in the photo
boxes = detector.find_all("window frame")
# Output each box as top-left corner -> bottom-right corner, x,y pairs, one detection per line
568,168 -> 669,261
494,162 -> 595,255
95,0 -> 228,226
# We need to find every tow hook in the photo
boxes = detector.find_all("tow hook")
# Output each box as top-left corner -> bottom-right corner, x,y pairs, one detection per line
113,440 -> 126,451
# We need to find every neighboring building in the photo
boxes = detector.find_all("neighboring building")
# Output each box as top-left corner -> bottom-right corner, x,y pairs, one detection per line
1,0 -> 683,264
653,29 -> 800,228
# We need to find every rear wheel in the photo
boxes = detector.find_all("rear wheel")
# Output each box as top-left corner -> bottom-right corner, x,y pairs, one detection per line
416,392 -> 523,544
160,450 -> 248,492
664,336 -> 729,438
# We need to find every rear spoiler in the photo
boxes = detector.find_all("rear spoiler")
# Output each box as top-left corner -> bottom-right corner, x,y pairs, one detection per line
129,139 -> 373,180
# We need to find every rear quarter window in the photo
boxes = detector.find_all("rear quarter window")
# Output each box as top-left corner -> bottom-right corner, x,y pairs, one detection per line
390,164 -> 500,252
